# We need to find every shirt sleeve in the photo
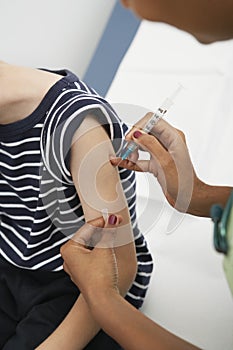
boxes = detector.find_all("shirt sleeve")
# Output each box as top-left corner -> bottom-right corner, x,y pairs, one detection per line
41,91 -> 125,186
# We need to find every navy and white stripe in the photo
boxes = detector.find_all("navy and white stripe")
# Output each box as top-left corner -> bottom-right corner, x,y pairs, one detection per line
0,69 -> 153,308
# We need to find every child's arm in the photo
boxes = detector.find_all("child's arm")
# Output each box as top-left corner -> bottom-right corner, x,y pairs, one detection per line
36,114 -> 137,349
70,114 -> 137,296
61,235 -> 200,350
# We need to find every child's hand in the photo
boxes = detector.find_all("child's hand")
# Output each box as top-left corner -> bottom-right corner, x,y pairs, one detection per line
60,215 -> 122,300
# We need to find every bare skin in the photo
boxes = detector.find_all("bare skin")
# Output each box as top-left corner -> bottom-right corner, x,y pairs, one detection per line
61,218 -> 200,350
0,61 -> 61,124
120,0 -> 233,43
111,115 -> 232,217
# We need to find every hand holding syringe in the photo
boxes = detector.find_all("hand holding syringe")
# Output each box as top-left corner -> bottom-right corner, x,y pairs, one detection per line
111,83 -> 216,219
121,84 -> 184,160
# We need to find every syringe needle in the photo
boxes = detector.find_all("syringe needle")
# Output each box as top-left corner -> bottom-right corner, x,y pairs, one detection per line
121,84 -> 184,160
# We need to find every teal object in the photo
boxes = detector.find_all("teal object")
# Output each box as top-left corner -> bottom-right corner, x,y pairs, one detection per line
211,191 -> 233,296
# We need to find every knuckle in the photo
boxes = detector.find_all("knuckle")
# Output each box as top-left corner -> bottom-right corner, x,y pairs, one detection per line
176,129 -> 186,142
60,244 -> 65,256
60,242 -> 69,257
143,133 -> 158,148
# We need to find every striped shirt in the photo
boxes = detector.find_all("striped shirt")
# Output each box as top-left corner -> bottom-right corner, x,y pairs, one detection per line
0,69 -> 153,308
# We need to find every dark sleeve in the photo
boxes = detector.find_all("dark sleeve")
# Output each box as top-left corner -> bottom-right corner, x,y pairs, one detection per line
41,92 -> 125,185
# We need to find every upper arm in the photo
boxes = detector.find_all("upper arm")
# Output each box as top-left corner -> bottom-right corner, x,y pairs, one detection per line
70,114 -> 137,293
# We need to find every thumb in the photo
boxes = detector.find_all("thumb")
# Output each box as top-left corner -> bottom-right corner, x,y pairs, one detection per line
70,215 -> 112,245
72,214 -> 122,248
110,156 -> 152,173
94,214 -> 123,248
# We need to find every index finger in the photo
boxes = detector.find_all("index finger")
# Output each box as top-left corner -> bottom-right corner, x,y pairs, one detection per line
126,113 -> 182,150
125,112 -> 153,141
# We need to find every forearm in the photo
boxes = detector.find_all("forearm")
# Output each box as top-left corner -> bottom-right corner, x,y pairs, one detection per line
188,182 -> 232,217
36,294 -> 100,350
36,242 -> 136,349
88,291 -> 200,350
114,241 -> 137,296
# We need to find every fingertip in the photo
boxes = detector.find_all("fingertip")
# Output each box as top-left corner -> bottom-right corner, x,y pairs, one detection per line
133,130 -> 142,139
132,129 -> 148,144
132,130 -> 152,147
108,214 -> 122,226
125,124 -> 142,140
108,214 -> 117,225
109,156 -> 121,166
125,133 -> 131,141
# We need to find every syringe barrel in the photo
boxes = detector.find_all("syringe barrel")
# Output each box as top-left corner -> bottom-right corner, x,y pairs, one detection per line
127,140 -> 138,152
143,109 -> 164,133
121,141 -> 138,160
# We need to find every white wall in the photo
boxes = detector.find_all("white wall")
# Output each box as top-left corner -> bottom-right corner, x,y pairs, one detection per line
0,0 -> 116,77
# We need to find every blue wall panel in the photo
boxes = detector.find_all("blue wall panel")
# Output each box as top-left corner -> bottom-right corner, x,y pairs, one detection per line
83,2 -> 140,97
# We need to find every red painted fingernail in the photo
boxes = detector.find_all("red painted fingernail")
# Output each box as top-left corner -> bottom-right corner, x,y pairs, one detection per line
133,131 -> 142,139
108,214 -> 117,225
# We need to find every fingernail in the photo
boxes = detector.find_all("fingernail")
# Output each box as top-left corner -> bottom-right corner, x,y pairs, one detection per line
133,131 -> 142,139
108,214 -> 117,225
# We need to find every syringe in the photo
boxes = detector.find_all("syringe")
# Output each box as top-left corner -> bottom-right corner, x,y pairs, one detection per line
121,84 -> 183,160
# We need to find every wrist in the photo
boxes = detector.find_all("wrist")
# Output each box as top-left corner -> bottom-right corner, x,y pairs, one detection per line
85,286 -> 119,309
188,180 -> 232,217
85,287 -> 120,326
187,179 -> 207,216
